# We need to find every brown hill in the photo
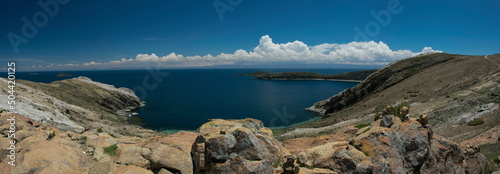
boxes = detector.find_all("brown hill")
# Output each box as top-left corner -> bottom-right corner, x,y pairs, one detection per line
277,53 -> 500,170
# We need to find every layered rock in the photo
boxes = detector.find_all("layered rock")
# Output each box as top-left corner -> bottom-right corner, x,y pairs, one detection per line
0,77 -> 155,137
192,118 -> 290,173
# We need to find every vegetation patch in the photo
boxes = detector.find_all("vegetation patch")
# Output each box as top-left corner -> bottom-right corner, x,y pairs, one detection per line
466,118 -> 484,126
103,144 -> 118,156
355,124 -> 371,129
374,103 -> 410,120
356,127 -> 371,136
479,142 -> 500,172
47,131 -> 56,140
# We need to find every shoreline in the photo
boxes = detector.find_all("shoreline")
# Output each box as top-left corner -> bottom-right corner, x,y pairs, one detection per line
256,78 -> 362,83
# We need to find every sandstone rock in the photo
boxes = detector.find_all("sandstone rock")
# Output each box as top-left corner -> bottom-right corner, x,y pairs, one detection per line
93,146 -> 112,162
86,133 -> 117,148
295,141 -> 349,168
116,144 -> 150,168
298,167 -> 338,174
9,141 -> 86,174
193,118 -> 288,173
158,168 -> 174,174
113,165 -> 154,174
142,131 -> 199,174
331,145 -> 373,173
283,133 -> 351,155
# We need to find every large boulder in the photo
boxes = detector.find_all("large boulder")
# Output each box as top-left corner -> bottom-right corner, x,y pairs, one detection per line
141,131 -> 199,174
192,118 -> 289,173
6,141 -> 87,174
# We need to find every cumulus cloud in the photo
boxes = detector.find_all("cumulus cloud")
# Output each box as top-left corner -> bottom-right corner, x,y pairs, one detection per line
62,35 -> 443,68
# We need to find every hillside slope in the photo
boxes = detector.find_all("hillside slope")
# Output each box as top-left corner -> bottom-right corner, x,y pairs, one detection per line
0,76 -> 157,137
281,53 -> 500,143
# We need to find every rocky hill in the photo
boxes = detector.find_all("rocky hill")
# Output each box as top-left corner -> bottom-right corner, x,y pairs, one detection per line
278,53 -> 500,170
0,76 -> 158,137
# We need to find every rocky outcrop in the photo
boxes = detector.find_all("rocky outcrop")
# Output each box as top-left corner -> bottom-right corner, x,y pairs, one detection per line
0,76 -> 158,137
284,115 -> 490,174
0,112 -> 199,174
192,118 -> 290,173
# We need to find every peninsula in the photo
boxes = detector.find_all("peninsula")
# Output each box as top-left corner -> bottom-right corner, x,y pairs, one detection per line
238,69 -> 377,82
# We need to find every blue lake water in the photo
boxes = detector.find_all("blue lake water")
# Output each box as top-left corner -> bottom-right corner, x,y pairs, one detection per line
17,69 -> 360,131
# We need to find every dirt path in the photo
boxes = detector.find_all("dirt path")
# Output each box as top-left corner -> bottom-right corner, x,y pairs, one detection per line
484,55 -> 500,68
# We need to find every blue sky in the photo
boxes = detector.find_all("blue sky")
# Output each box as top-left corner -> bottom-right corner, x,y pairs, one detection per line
1,0 -> 499,70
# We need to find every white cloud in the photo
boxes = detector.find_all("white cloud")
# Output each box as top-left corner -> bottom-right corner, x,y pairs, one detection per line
56,35 -> 443,69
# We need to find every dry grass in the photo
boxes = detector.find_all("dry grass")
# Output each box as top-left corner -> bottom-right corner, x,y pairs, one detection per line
276,53 -> 500,143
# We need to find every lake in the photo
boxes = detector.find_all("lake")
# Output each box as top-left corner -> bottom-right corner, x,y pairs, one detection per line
18,69 -> 360,132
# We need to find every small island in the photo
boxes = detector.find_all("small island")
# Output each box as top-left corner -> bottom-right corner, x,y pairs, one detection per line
56,73 -> 72,77
238,69 -> 377,82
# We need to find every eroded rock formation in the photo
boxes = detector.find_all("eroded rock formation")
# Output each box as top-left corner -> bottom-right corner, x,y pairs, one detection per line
192,118 -> 290,174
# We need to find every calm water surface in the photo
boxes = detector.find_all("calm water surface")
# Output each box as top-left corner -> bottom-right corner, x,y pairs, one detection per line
18,69 -> 360,131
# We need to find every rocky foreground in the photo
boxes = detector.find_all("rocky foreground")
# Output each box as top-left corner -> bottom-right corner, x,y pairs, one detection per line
0,112 -> 491,173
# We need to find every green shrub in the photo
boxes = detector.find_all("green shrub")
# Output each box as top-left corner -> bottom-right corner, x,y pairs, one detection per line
47,131 -> 56,140
374,113 -> 382,121
103,144 -> 118,156
355,124 -> 370,129
467,118 -> 485,126
97,128 -> 103,133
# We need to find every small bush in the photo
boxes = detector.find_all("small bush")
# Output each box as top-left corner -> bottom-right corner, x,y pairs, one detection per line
47,131 -> 56,140
467,118 -> 485,126
374,113 -> 382,121
355,124 -> 370,129
103,144 -> 118,156
97,128 -> 103,133
82,136 -> 87,141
